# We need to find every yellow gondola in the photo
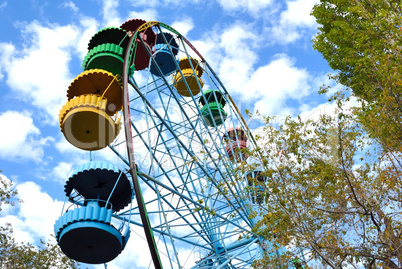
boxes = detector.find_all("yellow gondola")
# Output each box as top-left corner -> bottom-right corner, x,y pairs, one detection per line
59,94 -> 121,151
173,57 -> 204,97
67,69 -> 122,116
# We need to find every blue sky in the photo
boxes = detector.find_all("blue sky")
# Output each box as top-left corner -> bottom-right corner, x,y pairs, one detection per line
0,0 -> 337,268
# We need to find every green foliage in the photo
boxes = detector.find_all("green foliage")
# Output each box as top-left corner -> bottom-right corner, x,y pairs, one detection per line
312,0 -> 402,152
0,174 -> 80,268
0,173 -> 18,212
245,102 -> 402,268
312,0 -> 402,101
0,224 -> 79,269
247,2 -> 402,260
253,4 -> 402,266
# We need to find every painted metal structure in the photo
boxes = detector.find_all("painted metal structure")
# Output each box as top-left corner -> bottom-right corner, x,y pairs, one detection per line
55,19 -> 276,268
111,21 -> 269,268
54,161 -> 132,264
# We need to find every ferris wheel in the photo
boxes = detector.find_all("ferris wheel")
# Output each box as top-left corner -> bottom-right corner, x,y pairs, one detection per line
54,19 -> 280,269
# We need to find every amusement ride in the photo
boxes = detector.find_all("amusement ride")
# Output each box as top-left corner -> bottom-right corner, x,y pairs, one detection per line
54,19 -> 284,268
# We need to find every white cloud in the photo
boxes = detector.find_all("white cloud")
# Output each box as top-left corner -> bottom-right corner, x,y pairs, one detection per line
0,181 -> 64,244
55,134 -> 85,154
249,54 -> 310,98
52,162 -> 73,185
75,17 -> 99,59
220,24 -> 259,57
0,42 -> 14,81
270,0 -> 319,43
248,54 -> 311,115
130,0 -> 159,7
214,23 -> 259,96
299,101 -> 338,122
217,0 -> 274,15
171,17 -> 194,37
184,23 -> 316,117
4,21 -> 79,123
127,9 -> 159,22
299,96 -> 359,122
130,0 -> 196,8
102,0 -> 122,27
0,214 -> 36,243
282,0 -> 318,27
192,22 -> 312,116
61,1 -> 78,12
0,111 -> 52,162
1,18 -> 103,124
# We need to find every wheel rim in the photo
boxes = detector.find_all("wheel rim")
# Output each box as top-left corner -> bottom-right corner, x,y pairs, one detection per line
109,22 -> 267,268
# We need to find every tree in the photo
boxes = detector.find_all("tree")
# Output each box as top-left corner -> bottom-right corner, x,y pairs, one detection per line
0,172 -> 17,212
237,2 -> 402,267
0,174 -> 80,269
312,0 -> 402,101
311,0 -> 402,152
243,97 -> 402,268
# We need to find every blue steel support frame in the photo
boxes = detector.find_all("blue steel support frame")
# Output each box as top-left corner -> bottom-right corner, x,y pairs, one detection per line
106,21 -> 278,268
